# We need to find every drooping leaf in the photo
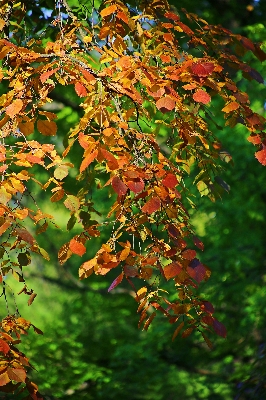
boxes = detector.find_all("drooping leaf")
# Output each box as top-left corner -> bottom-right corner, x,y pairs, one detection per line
108,273 -> 123,292
112,176 -> 128,196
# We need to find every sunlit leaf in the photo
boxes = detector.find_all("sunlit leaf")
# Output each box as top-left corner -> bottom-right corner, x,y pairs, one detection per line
193,90 -> 211,104
5,99 -> 23,118
108,273 -> 123,292
142,197 -> 161,214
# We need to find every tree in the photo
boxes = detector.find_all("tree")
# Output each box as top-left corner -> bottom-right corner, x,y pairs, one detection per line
0,0 -> 265,397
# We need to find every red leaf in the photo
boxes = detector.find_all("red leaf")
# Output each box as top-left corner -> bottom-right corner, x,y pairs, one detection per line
191,62 -> 215,77
0,339 -> 10,355
142,197 -> 161,214
156,96 -> 176,113
165,11 -> 180,21
75,82 -> 88,97
255,148 -> 266,165
162,173 -> 178,188
193,90 -> 211,104
69,239 -> 86,257
213,319 -> 227,338
108,273 -> 123,292
112,176 -> 128,196
193,236 -> 204,251
168,224 -> 180,238
126,179 -> 145,193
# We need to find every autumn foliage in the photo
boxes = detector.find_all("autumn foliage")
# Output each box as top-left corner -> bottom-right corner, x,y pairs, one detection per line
0,0 -> 265,395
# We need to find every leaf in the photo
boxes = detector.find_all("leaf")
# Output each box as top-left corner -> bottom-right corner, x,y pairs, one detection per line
64,195 -> 80,212
201,332 -> 213,349
80,149 -> 98,172
213,319 -> 227,338
162,173 -> 178,188
191,62 -> 215,76
37,119 -> 57,136
0,187 -> 12,205
193,236 -> 204,251
18,252 -> 31,266
50,189 -> 65,202
100,4 -> 117,18
141,197 -> 161,214
126,179 -> 145,193
0,220 -> 11,236
75,82 -> 88,97
0,371 -> 10,386
165,12 -> 180,21
193,90 -> 211,104
0,339 -> 10,355
181,327 -> 194,338
221,102 -> 239,113
108,273 -> 123,292
40,67 -> 59,83
143,312 -> 156,330
182,249 -> 196,260
6,99 -> 23,118
28,292 -> 37,306
172,321 -> 184,341
255,148 -> 266,166
18,120 -> 35,136
54,165 -> 69,180
15,228 -> 34,245
156,96 -> 176,113
69,239 -> 86,256
7,367 -> 26,383
112,176 -> 128,196
164,262 -> 182,280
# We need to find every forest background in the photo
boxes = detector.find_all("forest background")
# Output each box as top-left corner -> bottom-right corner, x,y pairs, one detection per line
0,0 -> 266,399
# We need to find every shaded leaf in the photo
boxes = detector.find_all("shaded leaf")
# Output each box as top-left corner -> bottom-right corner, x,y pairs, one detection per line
213,319 -> 227,338
172,321 -> 184,341
37,119 -> 57,136
108,273 -> 123,292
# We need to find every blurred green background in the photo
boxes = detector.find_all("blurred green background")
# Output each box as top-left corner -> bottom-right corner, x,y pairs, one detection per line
1,0 -> 266,399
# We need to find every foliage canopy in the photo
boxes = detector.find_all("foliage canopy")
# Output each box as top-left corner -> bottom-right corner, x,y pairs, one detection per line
0,0 -> 265,397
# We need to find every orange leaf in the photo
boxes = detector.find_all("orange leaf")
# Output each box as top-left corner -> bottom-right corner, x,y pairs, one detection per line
37,119 -> 57,136
112,176 -> 128,196
182,249 -> 196,260
80,149 -> 98,172
193,90 -> 211,104
6,99 -> 23,118
40,67 -> 59,83
75,82 -> 88,97
0,220 -> 11,236
221,102 -> 239,113
100,4 -> 117,18
255,148 -> 266,165
156,96 -> 176,113
164,12 -> 180,21
108,273 -> 123,292
181,327 -> 194,338
69,239 -> 86,256
100,148 -> 119,170
18,120 -> 35,136
164,262 -> 182,280
141,197 -> 161,214
0,371 -> 10,386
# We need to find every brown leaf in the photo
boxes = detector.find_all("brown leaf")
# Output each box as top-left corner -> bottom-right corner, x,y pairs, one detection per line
6,99 -> 23,118
7,367 -> 26,383
37,119 -> 57,136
